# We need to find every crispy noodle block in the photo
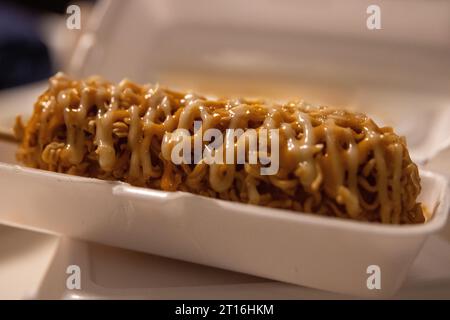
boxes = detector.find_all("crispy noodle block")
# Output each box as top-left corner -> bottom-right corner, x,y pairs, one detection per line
16,73 -> 424,224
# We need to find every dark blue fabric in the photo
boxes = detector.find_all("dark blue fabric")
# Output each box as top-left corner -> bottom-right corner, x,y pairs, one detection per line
0,2 -> 52,89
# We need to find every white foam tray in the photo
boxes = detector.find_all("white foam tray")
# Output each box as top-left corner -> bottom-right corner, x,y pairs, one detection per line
2,223 -> 450,300
0,157 -> 448,297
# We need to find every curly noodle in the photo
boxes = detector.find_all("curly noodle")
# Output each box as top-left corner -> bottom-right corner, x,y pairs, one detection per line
16,73 -> 424,224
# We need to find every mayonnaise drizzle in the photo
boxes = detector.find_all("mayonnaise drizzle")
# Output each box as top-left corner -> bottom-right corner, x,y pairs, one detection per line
95,86 -> 119,171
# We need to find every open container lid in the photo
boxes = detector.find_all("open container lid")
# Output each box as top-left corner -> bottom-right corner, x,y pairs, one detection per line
68,0 -> 450,165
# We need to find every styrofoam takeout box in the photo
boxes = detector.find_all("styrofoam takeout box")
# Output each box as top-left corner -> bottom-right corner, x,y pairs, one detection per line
1,0 -> 450,298
0,163 -> 448,297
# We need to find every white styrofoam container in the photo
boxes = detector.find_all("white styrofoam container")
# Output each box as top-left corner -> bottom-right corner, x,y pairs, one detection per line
0,162 -> 448,297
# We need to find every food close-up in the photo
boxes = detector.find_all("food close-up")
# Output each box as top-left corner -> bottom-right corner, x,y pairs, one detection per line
0,0 -> 449,308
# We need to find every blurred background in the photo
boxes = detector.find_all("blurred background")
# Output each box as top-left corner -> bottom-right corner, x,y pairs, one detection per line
0,0 -> 96,89
2,0 -> 449,95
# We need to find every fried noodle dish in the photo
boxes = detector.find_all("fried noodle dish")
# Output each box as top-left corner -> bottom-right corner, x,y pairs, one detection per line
16,73 -> 425,224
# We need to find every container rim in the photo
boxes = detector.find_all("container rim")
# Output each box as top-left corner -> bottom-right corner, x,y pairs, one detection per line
0,162 -> 448,236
